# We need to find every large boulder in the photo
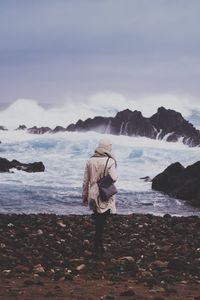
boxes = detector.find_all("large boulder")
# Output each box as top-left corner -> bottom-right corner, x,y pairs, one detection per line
52,126 -> 66,133
28,126 -> 52,134
0,157 -> 45,173
0,126 -> 8,131
150,107 -> 200,146
16,125 -> 27,130
152,161 -> 200,206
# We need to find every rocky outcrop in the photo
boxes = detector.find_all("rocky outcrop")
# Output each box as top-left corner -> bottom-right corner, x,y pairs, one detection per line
152,161 -> 200,206
27,126 -> 67,134
150,107 -> 200,146
66,107 -> 200,147
0,126 -> 8,131
12,107 -> 200,147
28,126 -> 52,134
0,157 -> 45,173
16,125 -> 27,130
67,116 -> 112,133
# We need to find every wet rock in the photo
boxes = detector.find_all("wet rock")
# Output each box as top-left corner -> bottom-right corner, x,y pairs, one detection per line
66,107 -> 200,146
28,126 -> 52,134
24,279 -> 35,286
150,260 -> 168,270
13,265 -> 30,274
76,264 -> 86,271
0,157 -> 45,173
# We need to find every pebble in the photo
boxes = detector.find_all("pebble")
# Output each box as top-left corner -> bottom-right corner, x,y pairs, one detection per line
0,213 -> 200,286
120,288 -> 135,297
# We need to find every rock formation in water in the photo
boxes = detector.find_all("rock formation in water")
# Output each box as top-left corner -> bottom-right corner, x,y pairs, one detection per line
0,126 -> 8,131
66,107 -> 200,147
0,157 -> 45,173
16,125 -> 27,130
14,107 -> 200,147
152,161 -> 200,206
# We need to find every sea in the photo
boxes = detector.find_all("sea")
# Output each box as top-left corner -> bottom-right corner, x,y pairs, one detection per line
0,99 -> 200,216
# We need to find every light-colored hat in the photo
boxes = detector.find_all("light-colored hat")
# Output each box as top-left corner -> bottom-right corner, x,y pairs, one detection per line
98,137 -> 112,151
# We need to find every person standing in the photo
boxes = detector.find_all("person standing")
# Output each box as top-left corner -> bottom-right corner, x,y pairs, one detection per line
82,137 -> 117,258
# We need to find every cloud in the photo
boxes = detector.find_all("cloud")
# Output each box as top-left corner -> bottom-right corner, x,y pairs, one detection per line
0,1 -> 200,103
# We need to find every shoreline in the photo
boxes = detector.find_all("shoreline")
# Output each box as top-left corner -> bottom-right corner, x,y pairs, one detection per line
0,213 -> 200,299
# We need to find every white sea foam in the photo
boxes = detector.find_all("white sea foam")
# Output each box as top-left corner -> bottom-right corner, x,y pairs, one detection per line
0,130 -> 200,216
0,94 -> 200,129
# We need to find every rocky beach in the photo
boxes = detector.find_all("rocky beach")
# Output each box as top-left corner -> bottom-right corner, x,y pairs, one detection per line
0,213 -> 200,300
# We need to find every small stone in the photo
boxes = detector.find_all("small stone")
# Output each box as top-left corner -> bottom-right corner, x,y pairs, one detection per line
76,264 -> 86,271
24,279 -> 34,286
120,288 -> 135,297
33,264 -> 45,274
105,296 -> 115,300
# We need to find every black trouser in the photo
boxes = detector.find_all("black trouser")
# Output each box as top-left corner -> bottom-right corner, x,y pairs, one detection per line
92,209 -> 110,251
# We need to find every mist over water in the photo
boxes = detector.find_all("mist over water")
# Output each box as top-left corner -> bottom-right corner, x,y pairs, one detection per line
0,95 -> 200,129
0,130 -> 200,216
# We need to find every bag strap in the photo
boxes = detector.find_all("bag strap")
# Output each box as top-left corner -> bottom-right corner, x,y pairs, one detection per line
103,157 -> 109,177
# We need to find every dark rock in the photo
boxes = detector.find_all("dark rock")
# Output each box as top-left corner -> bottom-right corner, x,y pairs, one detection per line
0,125 -> 8,131
66,107 -> 200,147
152,162 -> 185,194
150,106 -> 200,146
16,125 -> 27,130
152,161 -> 200,206
52,126 -> 66,133
0,157 -> 12,172
105,296 -> 115,300
67,116 -> 112,133
0,157 -> 45,173
120,288 -> 135,297
24,279 -> 34,286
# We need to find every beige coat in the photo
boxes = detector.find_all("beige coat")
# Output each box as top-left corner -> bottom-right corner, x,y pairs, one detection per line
82,156 -> 117,214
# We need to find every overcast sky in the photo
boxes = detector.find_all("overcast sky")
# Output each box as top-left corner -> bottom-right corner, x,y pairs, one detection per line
0,0 -> 200,108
